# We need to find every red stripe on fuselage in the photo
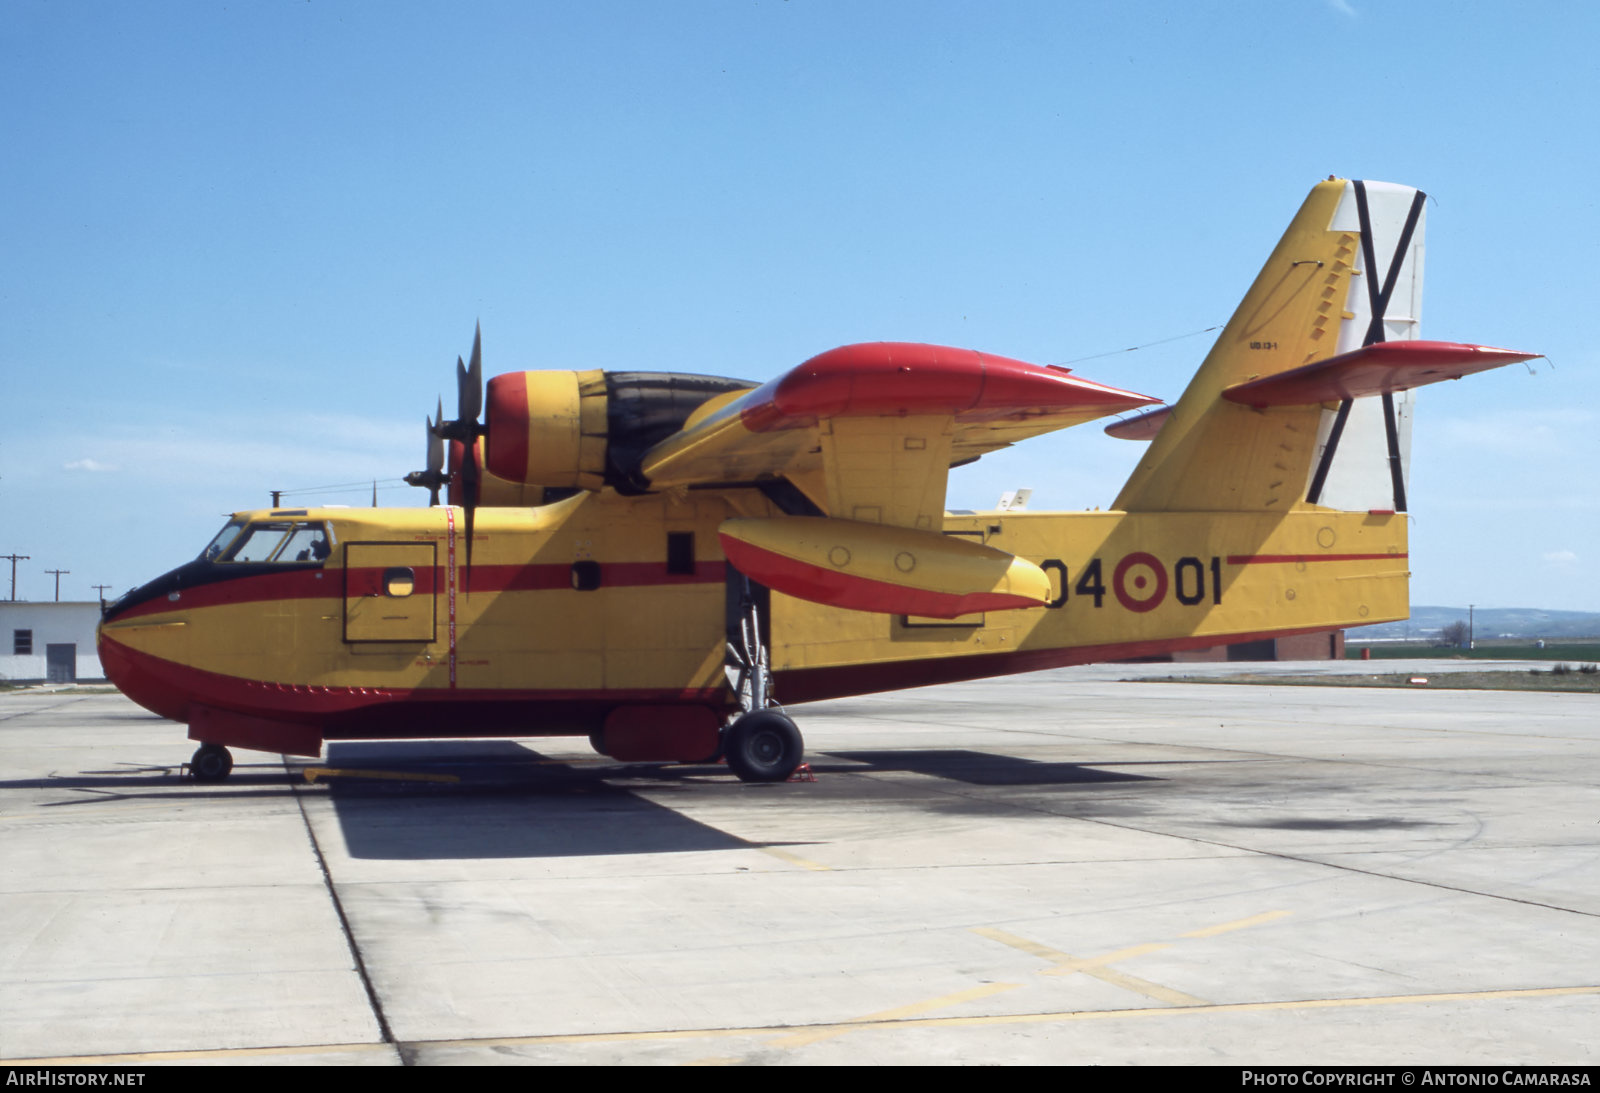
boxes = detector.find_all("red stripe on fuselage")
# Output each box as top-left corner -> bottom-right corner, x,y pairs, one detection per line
1225,553 -> 1407,565
111,560 -> 728,619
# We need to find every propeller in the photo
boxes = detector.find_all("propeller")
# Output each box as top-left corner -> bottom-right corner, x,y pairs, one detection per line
407,323 -> 485,585
402,397 -> 447,505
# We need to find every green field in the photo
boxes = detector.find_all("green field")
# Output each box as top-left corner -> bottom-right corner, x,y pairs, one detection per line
1155,669 -> 1600,694
1347,641 -> 1600,662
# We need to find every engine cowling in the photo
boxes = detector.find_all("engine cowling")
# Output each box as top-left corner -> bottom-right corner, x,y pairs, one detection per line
485,369 -> 609,491
483,370 -> 755,493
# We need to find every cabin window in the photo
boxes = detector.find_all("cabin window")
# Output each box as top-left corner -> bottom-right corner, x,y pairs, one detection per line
667,532 -> 695,575
383,567 -> 415,597
13,629 -> 31,656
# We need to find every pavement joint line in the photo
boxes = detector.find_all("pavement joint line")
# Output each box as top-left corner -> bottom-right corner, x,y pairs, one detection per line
283,756 -> 401,1058
1069,813 -> 1600,921
20,982 -> 1595,1063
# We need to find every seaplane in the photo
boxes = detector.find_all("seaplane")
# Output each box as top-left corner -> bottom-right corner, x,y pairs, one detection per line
97,178 -> 1536,783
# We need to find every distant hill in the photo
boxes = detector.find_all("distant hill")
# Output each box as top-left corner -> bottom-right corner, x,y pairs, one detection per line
1349,606 -> 1600,641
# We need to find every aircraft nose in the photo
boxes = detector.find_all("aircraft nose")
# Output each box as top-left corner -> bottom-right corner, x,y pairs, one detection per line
97,611 -> 194,724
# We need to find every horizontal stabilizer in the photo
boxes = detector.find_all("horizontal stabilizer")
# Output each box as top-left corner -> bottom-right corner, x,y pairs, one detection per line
1105,405 -> 1172,441
1223,340 -> 1538,409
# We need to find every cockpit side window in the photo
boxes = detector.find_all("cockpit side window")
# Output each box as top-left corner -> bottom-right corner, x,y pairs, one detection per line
280,524 -> 333,562
211,520 -> 335,564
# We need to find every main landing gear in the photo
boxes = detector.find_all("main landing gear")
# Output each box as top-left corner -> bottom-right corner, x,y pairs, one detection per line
724,708 -> 803,783
724,585 -> 803,783
189,743 -> 234,782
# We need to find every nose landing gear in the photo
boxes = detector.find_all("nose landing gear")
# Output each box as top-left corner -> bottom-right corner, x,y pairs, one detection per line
189,743 -> 234,782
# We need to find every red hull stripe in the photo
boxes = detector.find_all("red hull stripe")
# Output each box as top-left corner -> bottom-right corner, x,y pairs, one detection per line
112,560 -> 727,620
721,536 -> 1040,617
98,632 -> 729,733
1225,553 -> 1407,565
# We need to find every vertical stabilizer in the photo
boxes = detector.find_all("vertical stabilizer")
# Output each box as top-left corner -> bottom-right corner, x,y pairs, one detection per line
1114,178 -> 1426,514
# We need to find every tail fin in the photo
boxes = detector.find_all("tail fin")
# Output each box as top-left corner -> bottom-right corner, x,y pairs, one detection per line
1114,178 -> 1428,514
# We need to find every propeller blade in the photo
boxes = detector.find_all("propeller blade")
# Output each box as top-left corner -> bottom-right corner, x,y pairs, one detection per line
457,323 -> 483,425
427,399 -> 445,476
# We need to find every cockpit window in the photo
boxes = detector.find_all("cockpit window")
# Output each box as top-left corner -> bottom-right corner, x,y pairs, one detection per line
207,519 -> 334,564
202,520 -> 245,561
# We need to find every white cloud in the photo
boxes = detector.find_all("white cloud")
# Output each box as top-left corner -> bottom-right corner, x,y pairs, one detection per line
1542,550 -> 1578,564
63,458 -> 118,472
1325,0 -> 1357,16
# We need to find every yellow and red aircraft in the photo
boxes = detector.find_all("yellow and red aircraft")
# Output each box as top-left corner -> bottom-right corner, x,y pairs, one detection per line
98,179 -> 1536,783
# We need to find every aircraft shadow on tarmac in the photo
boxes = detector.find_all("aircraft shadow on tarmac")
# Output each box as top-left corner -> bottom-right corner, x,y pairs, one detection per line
822,749 -> 1160,786
18,741 -> 1161,862
314,744 -> 1163,860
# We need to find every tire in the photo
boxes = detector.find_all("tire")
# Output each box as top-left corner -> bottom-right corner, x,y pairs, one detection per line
190,744 -> 233,782
724,710 -> 803,783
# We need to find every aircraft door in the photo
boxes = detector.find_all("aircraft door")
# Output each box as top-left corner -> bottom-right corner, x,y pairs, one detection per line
343,542 -> 437,643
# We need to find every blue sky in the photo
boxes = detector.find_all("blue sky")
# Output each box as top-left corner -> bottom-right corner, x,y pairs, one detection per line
3,1 -> 1596,610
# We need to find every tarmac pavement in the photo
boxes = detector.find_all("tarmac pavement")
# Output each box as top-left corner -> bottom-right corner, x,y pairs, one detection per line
1,663 -> 1595,1065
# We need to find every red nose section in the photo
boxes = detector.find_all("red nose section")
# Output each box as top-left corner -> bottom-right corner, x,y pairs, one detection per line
98,630 -> 192,724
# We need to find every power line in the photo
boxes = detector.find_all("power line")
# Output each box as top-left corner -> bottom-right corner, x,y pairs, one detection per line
1053,323 -> 1223,368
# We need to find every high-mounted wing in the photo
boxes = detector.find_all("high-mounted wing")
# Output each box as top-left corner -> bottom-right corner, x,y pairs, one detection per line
641,342 -> 1158,618
642,341 -> 1159,525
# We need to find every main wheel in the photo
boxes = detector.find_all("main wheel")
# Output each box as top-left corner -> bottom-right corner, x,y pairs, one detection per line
724,709 -> 802,783
190,743 -> 234,782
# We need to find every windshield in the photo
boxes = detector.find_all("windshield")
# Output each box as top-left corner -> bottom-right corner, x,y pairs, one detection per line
202,520 -> 245,561
204,519 -> 333,564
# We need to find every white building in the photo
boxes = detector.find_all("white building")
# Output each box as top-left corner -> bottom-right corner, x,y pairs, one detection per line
1,602 -> 106,683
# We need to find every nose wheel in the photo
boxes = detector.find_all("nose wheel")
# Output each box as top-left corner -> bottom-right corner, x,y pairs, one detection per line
189,743 -> 234,782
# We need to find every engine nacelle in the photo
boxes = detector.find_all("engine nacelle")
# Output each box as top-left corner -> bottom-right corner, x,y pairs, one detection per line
483,370 -> 755,493
485,369 -> 610,491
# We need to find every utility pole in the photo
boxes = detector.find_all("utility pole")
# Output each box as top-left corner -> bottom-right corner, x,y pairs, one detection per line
1468,603 -> 1475,651
45,569 -> 70,602
2,554 -> 28,601
92,584 -> 113,605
